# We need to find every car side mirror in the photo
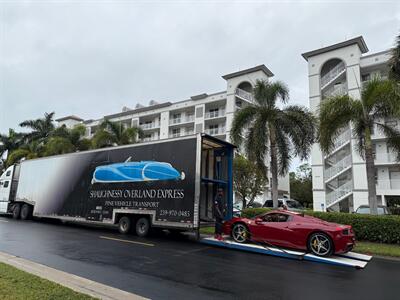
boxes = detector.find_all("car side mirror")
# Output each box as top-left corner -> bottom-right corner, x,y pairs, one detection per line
255,217 -> 263,224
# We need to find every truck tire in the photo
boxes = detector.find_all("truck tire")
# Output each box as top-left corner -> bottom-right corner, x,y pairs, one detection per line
118,216 -> 132,234
20,204 -> 32,220
135,217 -> 150,237
12,204 -> 21,220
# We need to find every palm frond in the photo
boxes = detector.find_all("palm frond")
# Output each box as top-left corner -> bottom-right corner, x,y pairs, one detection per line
389,32 -> 400,81
376,122 -> 400,161
363,78 -> 400,119
275,126 -> 291,175
318,95 -> 361,154
244,113 -> 269,173
230,106 -> 258,146
277,105 -> 316,160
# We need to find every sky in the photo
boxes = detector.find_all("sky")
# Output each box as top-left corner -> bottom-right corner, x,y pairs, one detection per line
0,0 -> 399,168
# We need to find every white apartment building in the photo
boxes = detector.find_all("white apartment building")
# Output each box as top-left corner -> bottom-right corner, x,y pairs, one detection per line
302,36 -> 399,212
56,65 -> 290,199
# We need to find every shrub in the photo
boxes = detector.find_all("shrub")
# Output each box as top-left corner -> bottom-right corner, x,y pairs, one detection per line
241,208 -> 400,244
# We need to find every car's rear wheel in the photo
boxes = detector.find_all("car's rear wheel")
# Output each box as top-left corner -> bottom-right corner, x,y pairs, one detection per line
231,223 -> 249,243
308,232 -> 333,257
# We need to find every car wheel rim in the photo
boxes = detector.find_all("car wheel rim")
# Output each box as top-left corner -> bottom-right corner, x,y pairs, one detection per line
310,234 -> 330,256
139,222 -> 146,234
121,220 -> 128,232
233,225 -> 247,242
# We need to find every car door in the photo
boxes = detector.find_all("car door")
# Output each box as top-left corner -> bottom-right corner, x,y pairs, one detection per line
251,213 -> 295,248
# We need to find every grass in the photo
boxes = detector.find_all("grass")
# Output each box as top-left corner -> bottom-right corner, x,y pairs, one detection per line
0,262 -> 97,300
200,226 -> 400,258
354,241 -> 400,258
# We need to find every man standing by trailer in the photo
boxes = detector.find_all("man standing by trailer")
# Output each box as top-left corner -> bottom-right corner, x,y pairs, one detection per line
214,187 -> 225,240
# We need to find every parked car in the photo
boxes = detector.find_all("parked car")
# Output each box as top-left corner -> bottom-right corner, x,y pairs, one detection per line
354,205 -> 391,215
263,198 -> 304,211
223,210 -> 355,257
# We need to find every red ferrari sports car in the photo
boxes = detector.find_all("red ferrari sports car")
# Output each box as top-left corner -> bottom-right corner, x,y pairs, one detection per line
223,210 -> 355,257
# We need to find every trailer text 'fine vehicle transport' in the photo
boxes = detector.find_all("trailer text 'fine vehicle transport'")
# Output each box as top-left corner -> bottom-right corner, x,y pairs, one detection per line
0,134 -> 234,237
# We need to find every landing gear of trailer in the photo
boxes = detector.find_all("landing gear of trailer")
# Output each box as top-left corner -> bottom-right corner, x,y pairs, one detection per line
201,237 -> 372,269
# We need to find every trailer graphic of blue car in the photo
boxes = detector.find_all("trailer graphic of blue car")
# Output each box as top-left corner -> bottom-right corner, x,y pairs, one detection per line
91,159 -> 185,184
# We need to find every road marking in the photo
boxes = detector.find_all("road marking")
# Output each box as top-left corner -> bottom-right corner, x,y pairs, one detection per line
99,236 -> 155,247
0,219 -> 9,223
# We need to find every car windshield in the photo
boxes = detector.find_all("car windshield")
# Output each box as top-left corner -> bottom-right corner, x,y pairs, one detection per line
286,200 -> 303,209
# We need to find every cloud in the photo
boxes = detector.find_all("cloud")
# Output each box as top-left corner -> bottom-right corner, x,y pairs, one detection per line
0,1 -> 399,143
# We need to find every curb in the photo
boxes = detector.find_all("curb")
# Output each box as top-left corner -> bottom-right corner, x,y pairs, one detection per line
0,251 -> 147,300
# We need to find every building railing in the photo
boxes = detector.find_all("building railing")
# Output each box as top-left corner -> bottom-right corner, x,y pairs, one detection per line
324,155 -> 352,181
375,152 -> 398,164
205,109 -> 226,119
376,179 -> 400,190
205,126 -> 226,136
323,83 -> 347,98
169,115 -> 195,125
326,180 -> 353,206
321,61 -> 346,88
140,122 -> 160,130
235,88 -> 254,102
329,129 -> 351,153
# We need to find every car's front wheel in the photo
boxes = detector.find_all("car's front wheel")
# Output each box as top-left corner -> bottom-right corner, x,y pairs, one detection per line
308,232 -> 333,257
231,223 -> 249,243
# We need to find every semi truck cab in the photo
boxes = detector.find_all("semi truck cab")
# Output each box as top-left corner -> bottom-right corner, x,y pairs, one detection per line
0,165 -> 15,213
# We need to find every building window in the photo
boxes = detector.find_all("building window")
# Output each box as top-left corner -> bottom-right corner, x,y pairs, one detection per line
361,73 -> 370,82
208,124 -> 219,135
208,108 -> 219,118
172,128 -> 181,138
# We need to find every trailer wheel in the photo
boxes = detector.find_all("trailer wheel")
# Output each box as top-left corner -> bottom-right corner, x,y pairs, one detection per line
135,217 -> 150,237
20,204 -> 32,220
12,204 -> 21,220
118,216 -> 132,234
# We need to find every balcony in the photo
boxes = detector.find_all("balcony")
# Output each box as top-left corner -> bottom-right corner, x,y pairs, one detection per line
325,129 -> 351,158
326,180 -> 353,207
169,115 -> 195,125
235,88 -> 254,102
321,61 -> 346,89
374,152 -> 399,165
376,179 -> 400,190
140,122 -> 160,130
205,126 -> 226,136
324,155 -> 352,182
205,109 -> 226,119
323,83 -> 347,99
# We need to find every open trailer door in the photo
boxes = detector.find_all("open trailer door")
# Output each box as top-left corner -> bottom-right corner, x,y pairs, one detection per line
195,134 -> 234,237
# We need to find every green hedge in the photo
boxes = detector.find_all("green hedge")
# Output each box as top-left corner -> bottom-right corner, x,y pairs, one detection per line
241,208 -> 400,244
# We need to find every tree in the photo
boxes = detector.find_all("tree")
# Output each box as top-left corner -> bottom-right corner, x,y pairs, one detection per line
92,120 -> 143,149
0,129 -> 23,158
233,154 -> 268,209
231,79 -> 316,208
319,78 -> 400,215
52,124 -> 91,151
290,163 -> 312,208
389,32 -> 400,81
19,112 -> 55,144
43,137 -> 75,156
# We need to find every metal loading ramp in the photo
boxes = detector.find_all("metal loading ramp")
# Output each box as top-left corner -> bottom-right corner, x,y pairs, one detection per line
201,237 -> 372,269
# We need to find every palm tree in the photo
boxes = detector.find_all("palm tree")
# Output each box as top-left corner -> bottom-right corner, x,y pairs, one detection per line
319,78 -> 400,215
92,120 -> 143,149
52,124 -> 91,151
19,112 -> 55,144
389,32 -> 400,81
0,129 -> 24,169
231,79 -> 316,208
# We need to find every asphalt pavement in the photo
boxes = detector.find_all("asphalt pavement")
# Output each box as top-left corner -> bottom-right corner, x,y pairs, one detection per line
0,216 -> 399,300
